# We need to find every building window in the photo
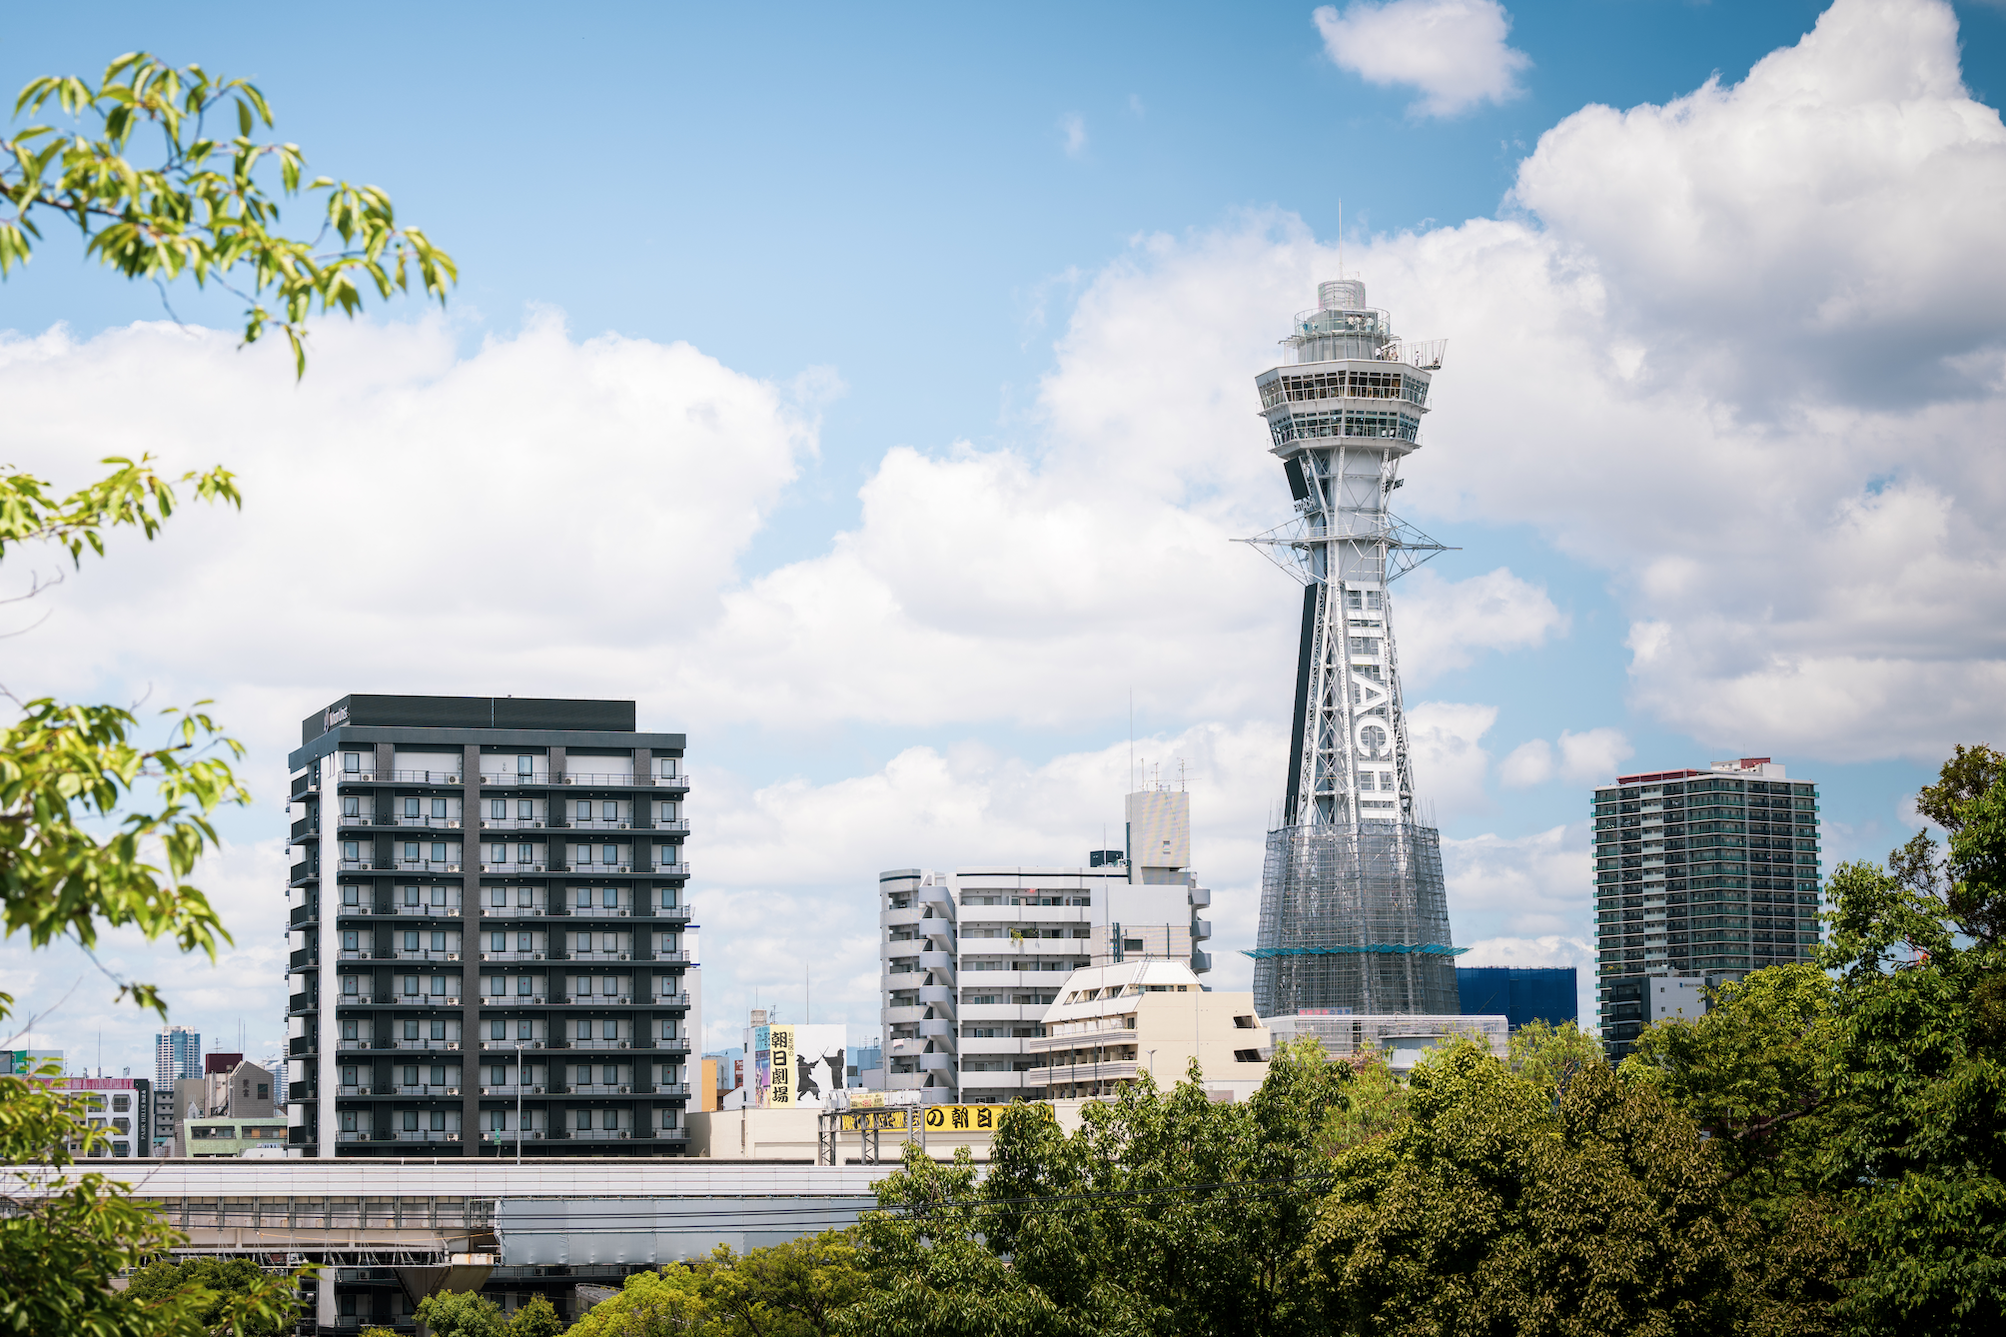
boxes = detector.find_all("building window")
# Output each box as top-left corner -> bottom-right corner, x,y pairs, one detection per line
341,976 -> 358,996
342,930 -> 359,950
404,886 -> 421,906
491,1020 -> 506,1040
343,795 -> 360,817
518,799 -> 533,819
344,753 -> 360,773
431,798 -> 448,820
491,799 -> 506,820
603,802 -> 617,821
430,977 -> 447,997
342,842 -> 359,861
577,1109 -> 592,1130
517,844 -> 534,864
576,800 -> 591,821
431,842 -> 447,863
403,1111 -> 419,1132
577,1019 -> 594,1040
404,797 -> 420,819
403,976 -> 419,996
576,846 -> 593,866
517,976 -> 532,996
517,755 -> 534,776
602,845 -> 618,866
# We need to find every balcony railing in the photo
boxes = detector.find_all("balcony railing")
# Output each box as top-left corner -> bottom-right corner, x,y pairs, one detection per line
483,1039 -> 551,1050
390,1130 -> 463,1143
566,1128 -> 635,1140
481,772 -> 552,786
656,863 -> 691,877
654,992 -> 692,1008
483,950 -> 550,962
334,769 -> 464,784
568,818 -> 634,831
481,818 -> 550,831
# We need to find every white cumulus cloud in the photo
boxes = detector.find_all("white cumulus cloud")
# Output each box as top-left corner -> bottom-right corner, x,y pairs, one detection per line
1314,0 -> 1532,118
1499,728 -> 1634,788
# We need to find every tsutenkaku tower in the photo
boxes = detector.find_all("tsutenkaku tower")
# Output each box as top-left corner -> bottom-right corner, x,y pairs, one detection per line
1242,278 -> 1462,1017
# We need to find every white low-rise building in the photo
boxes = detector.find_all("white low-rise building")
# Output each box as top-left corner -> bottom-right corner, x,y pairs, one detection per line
1030,959 -> 1270,1100
877,789 -> 1215,1104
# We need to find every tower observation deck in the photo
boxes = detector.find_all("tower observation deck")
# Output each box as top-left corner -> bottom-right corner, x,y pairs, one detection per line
1242,279 -> 1462,1017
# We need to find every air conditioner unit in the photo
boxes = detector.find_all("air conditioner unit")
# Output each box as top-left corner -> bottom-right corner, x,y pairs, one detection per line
534,822 -> 545,829
617,953 -> 630,961
618,823 -> 629,830
533,953 -> 545,961
618,1085 -> 631,1094
532,1086 -> 545,1094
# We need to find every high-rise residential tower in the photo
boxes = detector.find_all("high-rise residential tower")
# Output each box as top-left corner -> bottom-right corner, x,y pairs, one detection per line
1593,757 -> 1822,1059
878,788 -> 1213,1105
1245,279 -> 1461,1017
154,1025 -> 201,1089
285,695 -> 697,1156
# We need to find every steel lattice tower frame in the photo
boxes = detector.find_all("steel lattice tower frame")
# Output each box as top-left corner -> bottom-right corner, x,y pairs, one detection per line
1241,279 -> 1462,1017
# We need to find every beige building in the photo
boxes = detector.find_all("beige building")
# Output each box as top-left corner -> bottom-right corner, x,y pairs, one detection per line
1028,960 -> 1271,1100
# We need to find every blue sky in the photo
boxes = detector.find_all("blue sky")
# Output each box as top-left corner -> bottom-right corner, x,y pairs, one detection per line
4,0 -> 2004,1066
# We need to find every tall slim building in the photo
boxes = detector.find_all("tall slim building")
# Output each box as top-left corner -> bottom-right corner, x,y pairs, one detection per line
1245,278 -> 1461,1017
154,1026 -> 201,1089
285,695 -> 697,1156
1594,757 -> 1822,1059
878,788 -> 1213,1105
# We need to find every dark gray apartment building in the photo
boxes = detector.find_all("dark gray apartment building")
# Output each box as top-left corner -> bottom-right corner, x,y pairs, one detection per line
1593,756 -> 1821,1060
284,695 -> 697,1157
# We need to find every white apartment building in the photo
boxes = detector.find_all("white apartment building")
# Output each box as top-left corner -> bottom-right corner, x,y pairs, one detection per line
877,789 -> 1215,1105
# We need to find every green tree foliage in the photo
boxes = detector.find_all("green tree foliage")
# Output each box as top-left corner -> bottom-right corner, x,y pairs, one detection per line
0,51 -> 448,1337
508,1294 -> 568,1337
1,53 -> 454,373
565,1267 -> 708,1336
568,1234 -> 865,1336
1507,1017 -> 1605,1095
1805,744 -> 2006,1334
833,1043 -> 1351,1337
834,1147 -> 1070,1337
415,1289 -> 511,1337
1294,1042 -> 1842,1336
123,1258 -> 292,1337
0,1069 -> 298,1336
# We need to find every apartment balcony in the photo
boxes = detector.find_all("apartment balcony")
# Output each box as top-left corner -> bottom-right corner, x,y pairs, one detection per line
655,863 -> 691,877
569,818 -> 636,832
481,863 -> 550,874
960,1035 -> 1035,1055
917,1052 -> 956,1072
917,1018 -> 956,1039
337,1038 -> 400,1052
480,1084 -> 549,1097
390,949 -> 462,963
657,905 -> 694,924
482,1039 -> 553,1051
1191,918 -> 1212,940
479,904 -> 552,919
566,1128 -> 636,1141
569,1083 -> 637,1096
373,814 -> 463,830
654,992 -> 692,1009
1029,1026 -> 1137,1054
646,950 -> 692,965
387,860 -> 463,874
655,818 -> 691,834
289,902 -> 318,927
880,905 -> 925,930
1189,886 -> 1211,908
481,771 -> 553,786
1027,1061 -> 1137,1086
481,817 -> 551,831
388,1130 -> 463,1144
290,947 -> 319,970
395,1038 -> 463,1052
